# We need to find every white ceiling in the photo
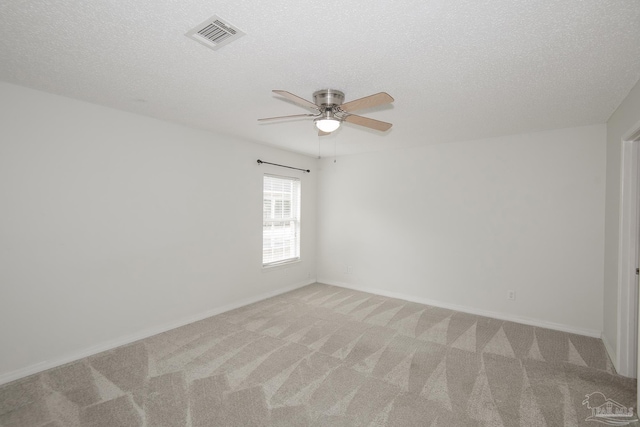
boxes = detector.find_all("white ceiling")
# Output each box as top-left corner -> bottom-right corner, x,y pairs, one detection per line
1,1 -> 639,157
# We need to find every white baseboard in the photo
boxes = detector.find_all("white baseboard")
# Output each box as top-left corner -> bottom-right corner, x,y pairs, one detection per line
601,333 -> 620,374
319,279 -> 602,339
0,279 -> 315,386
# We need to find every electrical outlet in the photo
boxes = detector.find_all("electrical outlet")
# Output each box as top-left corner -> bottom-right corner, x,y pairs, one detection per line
346,265 -> 353,275
507,290 -> 516,301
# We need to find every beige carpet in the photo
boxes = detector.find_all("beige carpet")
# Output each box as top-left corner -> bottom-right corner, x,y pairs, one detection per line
0,283 -> 637,426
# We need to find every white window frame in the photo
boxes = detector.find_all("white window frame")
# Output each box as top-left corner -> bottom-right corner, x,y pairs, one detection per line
262,174 -> 301,267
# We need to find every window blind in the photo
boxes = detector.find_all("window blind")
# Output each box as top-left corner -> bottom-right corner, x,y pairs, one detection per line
263,174 -> 301,266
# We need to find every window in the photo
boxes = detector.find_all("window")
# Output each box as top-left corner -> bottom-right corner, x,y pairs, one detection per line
263,174 -> 301,266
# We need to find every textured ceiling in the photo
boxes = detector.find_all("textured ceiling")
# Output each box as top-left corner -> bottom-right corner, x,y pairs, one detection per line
1,1 -> 639,157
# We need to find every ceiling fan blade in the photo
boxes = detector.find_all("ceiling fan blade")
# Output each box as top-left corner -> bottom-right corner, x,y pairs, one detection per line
344,114 -> 393,132
318,130 -> 331,136
273,90 -> 319,111
258,113 -> 317,122
340,92 -> 394,112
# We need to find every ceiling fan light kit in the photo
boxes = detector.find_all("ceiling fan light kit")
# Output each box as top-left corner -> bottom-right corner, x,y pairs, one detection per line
315,112 -> 341,133
315,119 -> 341,133
259,89 -> 394,136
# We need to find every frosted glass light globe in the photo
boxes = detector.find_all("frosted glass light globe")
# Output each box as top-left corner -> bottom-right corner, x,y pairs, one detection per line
315,119 -> 341,133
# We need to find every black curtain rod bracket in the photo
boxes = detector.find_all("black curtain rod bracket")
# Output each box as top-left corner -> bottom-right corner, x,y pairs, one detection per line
257,159 -> 310,173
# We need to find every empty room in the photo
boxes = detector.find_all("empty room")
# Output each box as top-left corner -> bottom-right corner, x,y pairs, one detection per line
1,1 -> 640,426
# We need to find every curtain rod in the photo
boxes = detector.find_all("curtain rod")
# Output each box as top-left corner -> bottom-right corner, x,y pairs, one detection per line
257,159 -> 310,173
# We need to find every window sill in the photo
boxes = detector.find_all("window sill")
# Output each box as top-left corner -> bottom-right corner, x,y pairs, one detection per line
262,258 -> 301,271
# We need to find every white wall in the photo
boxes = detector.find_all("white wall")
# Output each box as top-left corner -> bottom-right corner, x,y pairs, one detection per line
603,79 -> 640,366
0,82 -> 317,383
318,125 -> 606,335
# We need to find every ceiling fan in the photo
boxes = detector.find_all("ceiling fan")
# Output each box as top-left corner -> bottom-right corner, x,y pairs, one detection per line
258,89 -> 394,136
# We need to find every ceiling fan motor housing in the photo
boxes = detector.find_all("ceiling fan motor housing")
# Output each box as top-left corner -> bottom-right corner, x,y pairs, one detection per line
313,89 -> 345,109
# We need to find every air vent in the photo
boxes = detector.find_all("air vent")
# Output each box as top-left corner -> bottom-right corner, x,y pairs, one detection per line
185,15 -> 245,51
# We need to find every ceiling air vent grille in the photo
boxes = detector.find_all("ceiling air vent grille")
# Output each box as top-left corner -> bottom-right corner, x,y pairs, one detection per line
186,15 -> 245,51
